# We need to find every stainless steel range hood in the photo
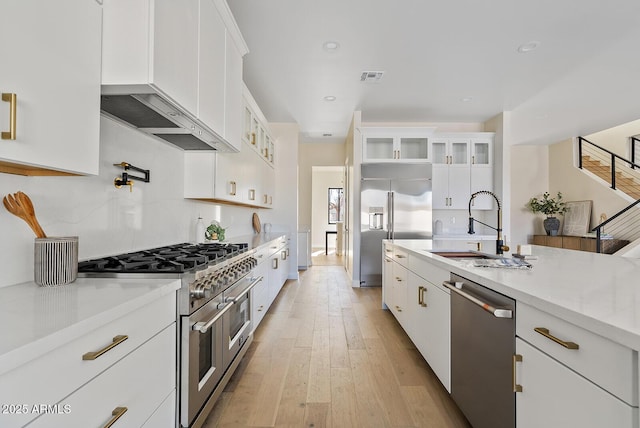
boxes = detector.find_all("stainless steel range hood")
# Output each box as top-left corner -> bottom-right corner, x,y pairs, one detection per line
100,93 -> 236,152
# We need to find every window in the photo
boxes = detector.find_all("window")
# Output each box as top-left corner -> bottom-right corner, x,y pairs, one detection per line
328,188 -> 344,224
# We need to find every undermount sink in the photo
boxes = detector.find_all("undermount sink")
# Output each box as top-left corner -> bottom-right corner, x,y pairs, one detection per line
429,251 -> 498,260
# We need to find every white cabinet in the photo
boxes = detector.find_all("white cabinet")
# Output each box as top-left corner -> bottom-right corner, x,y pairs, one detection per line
0,291 -> 176,427
242,85 -> 276,167
515,338 -> 636,428
431,135 -> 494,210
102,0 -> 247,151
0,0 -> 101,176
381,244 -> 451,391
184,138 -> 275,208
362,128 -> 435,162
515,303 -> 638,428
406,256 -> 451,391
30,326 -> 176,428
251,258 -> 270,331
267,237 -> 289,304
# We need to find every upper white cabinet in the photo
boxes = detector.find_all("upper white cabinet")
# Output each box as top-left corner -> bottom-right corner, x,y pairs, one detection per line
0,0 -> 102,176
102,0 -> 247,151
431,134 -> 494,210
362,128 -> 435,163
242,85 -> 276,167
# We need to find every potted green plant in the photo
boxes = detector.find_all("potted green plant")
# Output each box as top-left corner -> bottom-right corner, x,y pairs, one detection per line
527,191 -> 567,236
205,221 -> 225,242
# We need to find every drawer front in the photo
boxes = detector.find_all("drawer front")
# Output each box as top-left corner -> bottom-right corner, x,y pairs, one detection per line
516,338 -> 637,428
408,254 -> 449,292
29,324 -> 176,428
517,303 -> 637,405
0,292 -> 176,428
142,389 -> 176,428
393,247 -> 409,267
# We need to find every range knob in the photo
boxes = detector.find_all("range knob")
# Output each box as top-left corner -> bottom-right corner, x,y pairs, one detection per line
190,280 -> 211,299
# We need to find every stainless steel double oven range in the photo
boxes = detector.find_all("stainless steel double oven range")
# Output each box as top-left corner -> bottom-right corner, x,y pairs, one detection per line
78,242 -> 263,428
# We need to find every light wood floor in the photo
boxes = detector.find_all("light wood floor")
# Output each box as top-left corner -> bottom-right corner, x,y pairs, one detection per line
202,265 -> 470,428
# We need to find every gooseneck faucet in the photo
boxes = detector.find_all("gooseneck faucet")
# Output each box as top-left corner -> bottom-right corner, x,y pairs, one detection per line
467,190 -> 509,255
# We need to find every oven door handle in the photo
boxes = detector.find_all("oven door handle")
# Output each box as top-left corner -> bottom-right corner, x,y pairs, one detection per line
192,302 -> 234,334
227,275 -> 264,303
442,281 -> 513,319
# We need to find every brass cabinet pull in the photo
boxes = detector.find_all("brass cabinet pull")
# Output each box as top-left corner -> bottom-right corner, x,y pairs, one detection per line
229,181 -> 237,196
82,335 -> 128,360
272,258 -> 278,269
395,277 -> 403,282
513,354 -> 523,392
251,132 -> 256,145
395,254 -> 406,258
248,189 -> 255,200
2,93 -> 17,140
418,286 -> 427,307
534,327 -> 579,349
103,406 -> 128,428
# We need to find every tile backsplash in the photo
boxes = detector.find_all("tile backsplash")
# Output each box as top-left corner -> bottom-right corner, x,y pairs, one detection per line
0,116 -> 264,287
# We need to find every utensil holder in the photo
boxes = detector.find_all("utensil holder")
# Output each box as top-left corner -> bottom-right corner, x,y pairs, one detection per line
34,237 -> 78,286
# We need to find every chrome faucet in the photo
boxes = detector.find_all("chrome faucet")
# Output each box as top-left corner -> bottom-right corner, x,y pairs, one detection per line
467,190 -> 509,255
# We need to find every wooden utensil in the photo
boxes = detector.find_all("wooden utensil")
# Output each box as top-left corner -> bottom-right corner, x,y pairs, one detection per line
2,192 -> 47,238
252,212 -> 261,234
16,192 -> 46,238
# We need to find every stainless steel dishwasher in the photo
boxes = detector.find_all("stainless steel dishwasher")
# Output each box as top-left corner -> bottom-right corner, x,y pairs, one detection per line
444,273 -> 516,428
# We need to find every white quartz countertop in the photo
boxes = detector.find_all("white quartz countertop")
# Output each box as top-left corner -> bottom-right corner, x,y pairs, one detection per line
387,239 -> 640,351
0,278 -> 180,376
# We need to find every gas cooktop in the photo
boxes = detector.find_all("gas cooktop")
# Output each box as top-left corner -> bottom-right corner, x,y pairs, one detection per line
78,242 -> 249,274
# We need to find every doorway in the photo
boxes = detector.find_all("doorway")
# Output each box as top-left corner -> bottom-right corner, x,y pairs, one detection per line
311,166 -> 344,266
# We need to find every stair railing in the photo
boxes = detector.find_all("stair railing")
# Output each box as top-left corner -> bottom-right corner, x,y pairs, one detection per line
632,137 -> 640,170
591,197 -> 640,253
578,136 -> 640,192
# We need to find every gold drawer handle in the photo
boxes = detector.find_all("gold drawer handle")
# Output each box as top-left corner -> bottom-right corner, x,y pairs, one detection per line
103,406 -> 128,428
534,327 -> 579,349
2,93 -> 17,140
513,354 -> 523,392
418,286 -> 427,307
82,335 -> 129,360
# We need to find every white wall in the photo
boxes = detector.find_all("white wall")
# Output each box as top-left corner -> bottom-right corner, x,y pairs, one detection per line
311,167 -> 343,249
0,117 -> 272,288
268,123 -> 299,279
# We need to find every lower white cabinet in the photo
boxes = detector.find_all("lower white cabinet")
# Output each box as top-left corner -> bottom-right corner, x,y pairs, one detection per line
30,325 -> 176,428
0,292 -> 176,428
251,236 -> 289,333
382,244 -> 451,391
251,259 -> 270,331
407,270 -> 451,392
515,338 -> 637,428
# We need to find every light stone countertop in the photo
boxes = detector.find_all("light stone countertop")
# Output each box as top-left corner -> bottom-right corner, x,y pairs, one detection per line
0,277 -> 180,376
386,239 -> 640,351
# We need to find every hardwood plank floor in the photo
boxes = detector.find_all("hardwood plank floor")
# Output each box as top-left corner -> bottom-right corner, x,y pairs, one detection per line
202,265 -> 470,428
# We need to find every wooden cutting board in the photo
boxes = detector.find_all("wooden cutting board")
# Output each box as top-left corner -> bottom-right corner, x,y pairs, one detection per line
252,213 -> 261,233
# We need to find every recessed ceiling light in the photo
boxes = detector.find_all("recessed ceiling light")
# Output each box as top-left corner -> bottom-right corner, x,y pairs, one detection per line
323,133 -> 333,137
517,41 -> 540,53
323,41 -> 340,51
460,97 -> 473,102
324,95 -> 336,102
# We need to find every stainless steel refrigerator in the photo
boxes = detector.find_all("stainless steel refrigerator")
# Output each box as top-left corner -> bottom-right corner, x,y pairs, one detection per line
360,163 -> 433,286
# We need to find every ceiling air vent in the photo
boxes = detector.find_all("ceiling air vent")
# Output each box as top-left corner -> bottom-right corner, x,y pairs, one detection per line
360,71 -> 384,83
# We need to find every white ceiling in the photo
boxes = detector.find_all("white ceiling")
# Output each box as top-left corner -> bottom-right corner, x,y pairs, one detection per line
228,0 -> 640,145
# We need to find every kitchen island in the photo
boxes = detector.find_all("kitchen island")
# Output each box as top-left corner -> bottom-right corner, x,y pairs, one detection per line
384,239 -> 640,428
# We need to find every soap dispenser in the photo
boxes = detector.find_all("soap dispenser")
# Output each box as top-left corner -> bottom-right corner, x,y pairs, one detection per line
195,216 -> 205,244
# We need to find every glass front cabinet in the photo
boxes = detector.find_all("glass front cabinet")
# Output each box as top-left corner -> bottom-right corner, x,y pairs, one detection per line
362,128 -> 435,162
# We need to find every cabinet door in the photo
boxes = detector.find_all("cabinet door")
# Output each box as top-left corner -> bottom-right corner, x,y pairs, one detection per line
391,262 -> 409,325
363,136 -> 395,161
214,151 -> 244,203
398,137 -> 429,161
516,338 -> 636,428
197,0 -> 226,137
224,34 -> 244,151
251,261 -> 269,331
430,139 -> 448,164
471,139 -> 492,166
449,140 -> 469,164
153,0 -> 199,113
0,0 -> 101,176
470,167 -> 494,209
408,272 -> 451,392
432,165 -> 449,209
447,166 -> 471,209
382,254 -> 394,309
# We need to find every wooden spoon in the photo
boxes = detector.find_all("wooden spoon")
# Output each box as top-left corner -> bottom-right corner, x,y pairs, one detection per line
2,192 -> 46,238
16,192 -> 46,238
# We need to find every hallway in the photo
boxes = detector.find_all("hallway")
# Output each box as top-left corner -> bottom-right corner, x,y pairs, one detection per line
202,265 -> 469,427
